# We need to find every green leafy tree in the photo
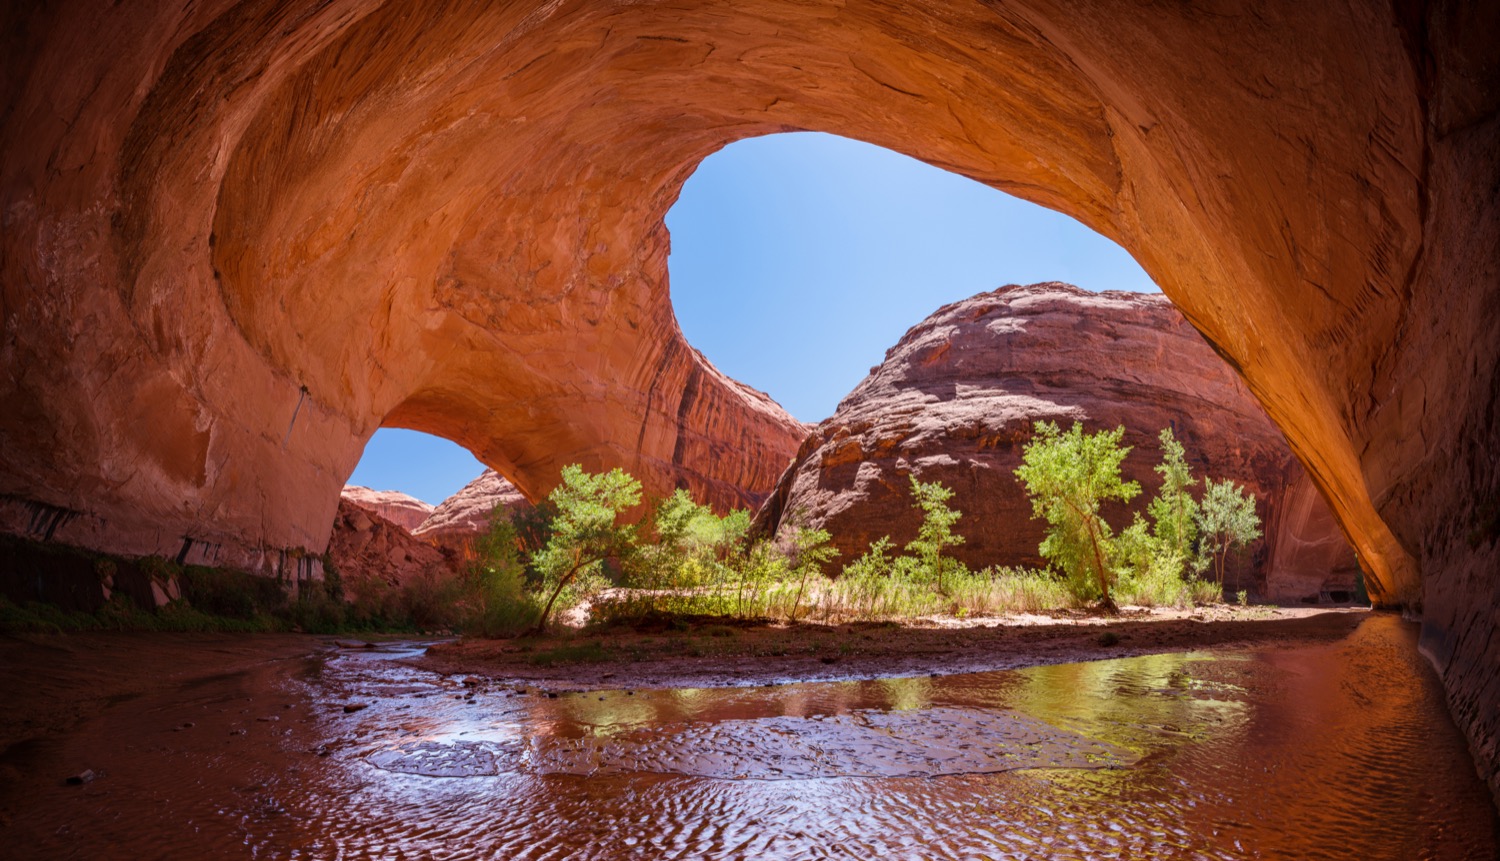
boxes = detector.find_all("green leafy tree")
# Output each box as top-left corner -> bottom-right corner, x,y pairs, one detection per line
529,465 -> 642,632
625,490 -> 752,615
904,475 -> 966,594
1113,513 -> 1157,582
1147,427 -> 1199,569
464,514 -> 539,636
1195,477 -> 1261,586
785,525 -> 838,621
650,489 -> 750,563
1014,421 -> 1140,612
508,500 -> 557,576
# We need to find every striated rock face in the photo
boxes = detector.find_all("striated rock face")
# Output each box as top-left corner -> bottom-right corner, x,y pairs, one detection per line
758,284 -> 1351,596
1264,473 -> 1363,603
326,500 -> 453,599
339,487 -> 434,534
413,471 -> 531,556
0,0 -> 1494,795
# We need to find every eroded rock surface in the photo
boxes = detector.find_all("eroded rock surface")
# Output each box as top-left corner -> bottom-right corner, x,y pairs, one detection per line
0,0 -> 1494,795
1264,473 -> 1362,603
340,487 -> 435,533
758,284 -> 1352,596
327,500 -> 453,599
413,471 -> 531,555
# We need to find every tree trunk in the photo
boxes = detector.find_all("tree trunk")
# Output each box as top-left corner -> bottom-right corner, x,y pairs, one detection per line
529,549 -> 589,635
1084,515 -> 1116,614
1060,497 -> 1116,614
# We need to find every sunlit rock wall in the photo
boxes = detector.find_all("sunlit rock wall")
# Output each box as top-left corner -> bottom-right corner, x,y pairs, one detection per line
757,283 -> 1355,598
0,0 -> 1494,795
340,487 -> 434,533
412,470 -> 532,557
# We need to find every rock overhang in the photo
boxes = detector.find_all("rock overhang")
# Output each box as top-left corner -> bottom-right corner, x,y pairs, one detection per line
1,0 -> 1495,796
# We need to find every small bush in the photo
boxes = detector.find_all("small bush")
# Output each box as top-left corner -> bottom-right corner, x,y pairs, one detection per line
1189,579 -> 1223,605
178,565 -> 287,619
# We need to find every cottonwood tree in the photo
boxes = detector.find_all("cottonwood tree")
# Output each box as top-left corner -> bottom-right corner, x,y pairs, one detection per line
1196,477 -> 1261,586
1147,427 -> 1199,575
529,465 -> 642,633
784,525 -> 838,621
465,515 -> 537,636
1014,421 -> 1140,612
904,475 -> 966,594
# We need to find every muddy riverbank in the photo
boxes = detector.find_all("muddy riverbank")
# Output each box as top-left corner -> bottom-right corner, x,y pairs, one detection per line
417,605 -> 1371,692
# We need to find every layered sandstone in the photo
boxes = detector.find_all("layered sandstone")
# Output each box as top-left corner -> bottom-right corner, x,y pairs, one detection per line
413,471 -> 531,555
339,487 -> 434,533
0,0 -> 1494,794
326,499 -> 453,600
758,284 -> 1351,596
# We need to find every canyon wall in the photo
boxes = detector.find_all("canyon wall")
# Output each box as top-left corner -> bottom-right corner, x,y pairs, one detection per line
339,487 -> 434,533
326,498 -> 453,600
412,471 -> 532,557
1264,473 -> 1363,603
0,0 -> 1494,794
757,283 -> 1353,598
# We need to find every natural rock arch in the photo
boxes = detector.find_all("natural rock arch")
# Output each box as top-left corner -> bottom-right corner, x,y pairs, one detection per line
1,0 -> 1495,791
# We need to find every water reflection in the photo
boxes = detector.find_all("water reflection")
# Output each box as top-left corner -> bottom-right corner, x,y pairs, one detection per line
4,615 -> 1494,860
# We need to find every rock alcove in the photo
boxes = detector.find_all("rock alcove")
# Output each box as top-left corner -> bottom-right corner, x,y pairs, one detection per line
1,0 -> 1495,794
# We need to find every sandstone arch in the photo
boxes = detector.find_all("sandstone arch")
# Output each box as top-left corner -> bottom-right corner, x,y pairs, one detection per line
2,0 -> 1495,791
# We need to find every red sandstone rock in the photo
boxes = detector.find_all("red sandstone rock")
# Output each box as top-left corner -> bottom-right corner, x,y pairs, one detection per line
758,284 -> 1354,597
413,471 -> 531,555
339,487 -> 434,533
1264,473 -> 1362,603
0,0 -> 1494,795
326,499 -> 453,600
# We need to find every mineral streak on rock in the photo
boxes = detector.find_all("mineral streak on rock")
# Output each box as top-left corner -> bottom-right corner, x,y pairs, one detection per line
0,0 -> 1495,794
340,487 -> 435,533
757,283 -> 1354,598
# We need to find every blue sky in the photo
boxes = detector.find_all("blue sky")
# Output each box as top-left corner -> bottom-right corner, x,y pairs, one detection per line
349,132 -> 1157,503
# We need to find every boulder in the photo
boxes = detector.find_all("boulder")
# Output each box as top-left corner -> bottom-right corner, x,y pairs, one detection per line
758,284 -> 1355,597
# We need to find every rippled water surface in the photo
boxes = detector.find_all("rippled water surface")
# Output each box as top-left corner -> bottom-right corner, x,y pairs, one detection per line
5,614 -> 1495,859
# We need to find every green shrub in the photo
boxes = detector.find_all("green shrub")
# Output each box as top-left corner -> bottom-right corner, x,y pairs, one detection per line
460,517 -> 540,637
1014,421 -> 1141,611
903,476 -> 965,594
1189,578 -> 1223,605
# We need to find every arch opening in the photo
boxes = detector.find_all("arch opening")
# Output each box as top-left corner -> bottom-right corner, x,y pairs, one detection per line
667,132 -> 1158,422
170,0 -> 1422,611
347,429 -> 487,508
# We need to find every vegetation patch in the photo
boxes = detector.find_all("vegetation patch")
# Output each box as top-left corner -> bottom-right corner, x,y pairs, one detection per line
527,641 -> 613,666
460,421 -> 1265,637
1,420 -> 1270,639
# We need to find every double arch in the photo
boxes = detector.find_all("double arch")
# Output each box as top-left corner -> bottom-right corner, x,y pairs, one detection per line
3,0 -> 1494,790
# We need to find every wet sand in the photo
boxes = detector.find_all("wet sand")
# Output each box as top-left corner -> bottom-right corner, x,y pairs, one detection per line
0,609 -> 1494,859
418,605 -> 1372,692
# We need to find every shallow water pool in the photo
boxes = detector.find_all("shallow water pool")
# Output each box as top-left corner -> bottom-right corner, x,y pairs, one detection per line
4,614 -> 1495,859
